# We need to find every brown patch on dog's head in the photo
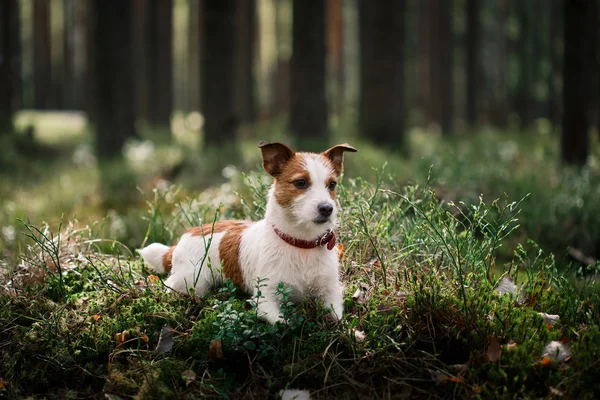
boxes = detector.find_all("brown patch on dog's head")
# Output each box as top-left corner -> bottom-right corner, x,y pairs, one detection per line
258,141 -> 296,177
321,143 -> 357,175
218,223 -> 249,289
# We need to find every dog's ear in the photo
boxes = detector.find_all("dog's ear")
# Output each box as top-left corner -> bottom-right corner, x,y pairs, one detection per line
258,141 -> 296,177
322,143 -> 357,175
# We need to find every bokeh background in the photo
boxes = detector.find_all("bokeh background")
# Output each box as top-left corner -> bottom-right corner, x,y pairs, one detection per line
0,0 -> 599,266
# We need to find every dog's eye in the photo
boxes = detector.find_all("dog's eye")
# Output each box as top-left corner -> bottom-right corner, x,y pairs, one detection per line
328,181 -> 337,191
293,179 -> 307,189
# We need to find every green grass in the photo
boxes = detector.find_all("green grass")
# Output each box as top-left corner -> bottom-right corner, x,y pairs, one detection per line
1,165 -> 599,398
1,114 -> 600,398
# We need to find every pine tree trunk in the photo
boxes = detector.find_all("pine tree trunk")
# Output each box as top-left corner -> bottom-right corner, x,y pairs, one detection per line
327,0 -> 344,117
188,0 -> 201,112
515,1 -> 533,128
0,0 -> 19,134
429,0 -> 453,135
358,0 -> 405,150
561,0 -> 591,165
234,0 -> 256,123
33,0 -> 51,110
91,0 -> 137,159
290,0 -> 328,150
466,0 -> 480,128
147,0 -> 173,128
201,0 -> 237,146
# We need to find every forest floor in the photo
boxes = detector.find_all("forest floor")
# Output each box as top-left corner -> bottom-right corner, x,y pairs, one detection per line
1,113 -> 600,398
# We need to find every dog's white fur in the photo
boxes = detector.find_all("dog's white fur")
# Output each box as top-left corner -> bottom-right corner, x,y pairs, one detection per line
139,143 -> 356,324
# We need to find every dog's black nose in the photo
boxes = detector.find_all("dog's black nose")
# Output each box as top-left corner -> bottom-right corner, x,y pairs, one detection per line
318,203 -> 333,217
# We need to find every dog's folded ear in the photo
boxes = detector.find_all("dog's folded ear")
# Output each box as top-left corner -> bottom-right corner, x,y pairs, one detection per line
258,141 -> 296,177
322,144 -> 358,175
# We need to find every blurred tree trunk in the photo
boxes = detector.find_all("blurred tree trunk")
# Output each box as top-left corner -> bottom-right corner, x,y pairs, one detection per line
327,0 -> 344,117
588,0 -> 598,131
492,0 -> 509,128
561,0 -> 591,165
0,0 -> 19,134
234,0 -> 256,123
290,0 -> 328,149
548,0 -> 562,128
147,0 -> 173,129
33,0 -> 51,110
90,0 -> 136,159
201,0 -> 237,146
85,0 -> 96,123
429,0 -> 453,135
132,0 -> 148,122
466,0 -> 480,128
63,0 -> 76,109
188,0 -> 201,112
358,0 -> 405,150
418,0 -> 431,122
515,0 -> 533,128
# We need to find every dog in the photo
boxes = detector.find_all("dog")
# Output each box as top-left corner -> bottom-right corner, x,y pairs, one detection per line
138,141 -> 357,324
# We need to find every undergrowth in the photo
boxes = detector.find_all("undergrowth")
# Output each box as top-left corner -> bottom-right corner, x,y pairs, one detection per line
1,167 -> 599,399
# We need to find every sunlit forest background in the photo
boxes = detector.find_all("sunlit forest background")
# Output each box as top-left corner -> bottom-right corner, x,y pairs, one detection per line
0,0 -> 599,269
2,1 -> 600,398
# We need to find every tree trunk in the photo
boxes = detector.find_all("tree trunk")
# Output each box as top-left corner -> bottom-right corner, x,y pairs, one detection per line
290,0 -> 328,150
561,0 -> 591,165
91,0 -> 136,159
548,0 -> 562,128
234,0 -> 256,123
515,1 -> 533,128
418,0 -> 431,123
588,0 -> 598,132
33,0 -> 51,110
429,0 -> 453,135
327,0 -> 344,117
188,0 -> 201,112
146,0 -> 173,128
0,0 -> 19,134
466,0 -> 480,128
201,0 -> 237,146
358,0 -> 405,150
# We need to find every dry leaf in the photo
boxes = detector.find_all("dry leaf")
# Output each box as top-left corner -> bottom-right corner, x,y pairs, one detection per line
540,357 -> 553,366
549,387 -> 564,397
155,325 -> 174,353
209,339 -> 223,359
486,337 -> 502,362
542,341 -> 571,362
495,276 -> 526,305
352,288 -> 366,304
114,331 -> 128,345
140,333 -> 149,343
538,312 -> 560,326
354,329 -> 366,343
507,340 -> 518,351
279,389 -> 311,400
376,304 -> 393,314
337,243 -> 344,261
148,274 -> 160,284
181,369 -> 196,386
0,378 -> 6,389
93,314 -> 102,322
446,376 -> 464,383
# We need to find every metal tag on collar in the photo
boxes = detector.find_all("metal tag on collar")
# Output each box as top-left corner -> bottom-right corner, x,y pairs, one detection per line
318,230 -> 333,246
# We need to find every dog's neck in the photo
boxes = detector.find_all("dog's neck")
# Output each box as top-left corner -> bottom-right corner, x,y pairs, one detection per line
264,186 -> 336,242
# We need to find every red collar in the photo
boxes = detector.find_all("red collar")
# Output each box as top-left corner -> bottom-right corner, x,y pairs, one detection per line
272,226 -> 337,250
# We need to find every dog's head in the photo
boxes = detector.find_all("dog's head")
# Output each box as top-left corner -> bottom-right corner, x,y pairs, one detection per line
259,141 -> 357,239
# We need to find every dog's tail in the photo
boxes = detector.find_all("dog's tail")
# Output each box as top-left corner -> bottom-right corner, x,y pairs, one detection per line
138,243 -> 174,274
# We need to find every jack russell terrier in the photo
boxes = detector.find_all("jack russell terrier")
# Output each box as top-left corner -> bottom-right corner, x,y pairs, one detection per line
139,141 -> 357,324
